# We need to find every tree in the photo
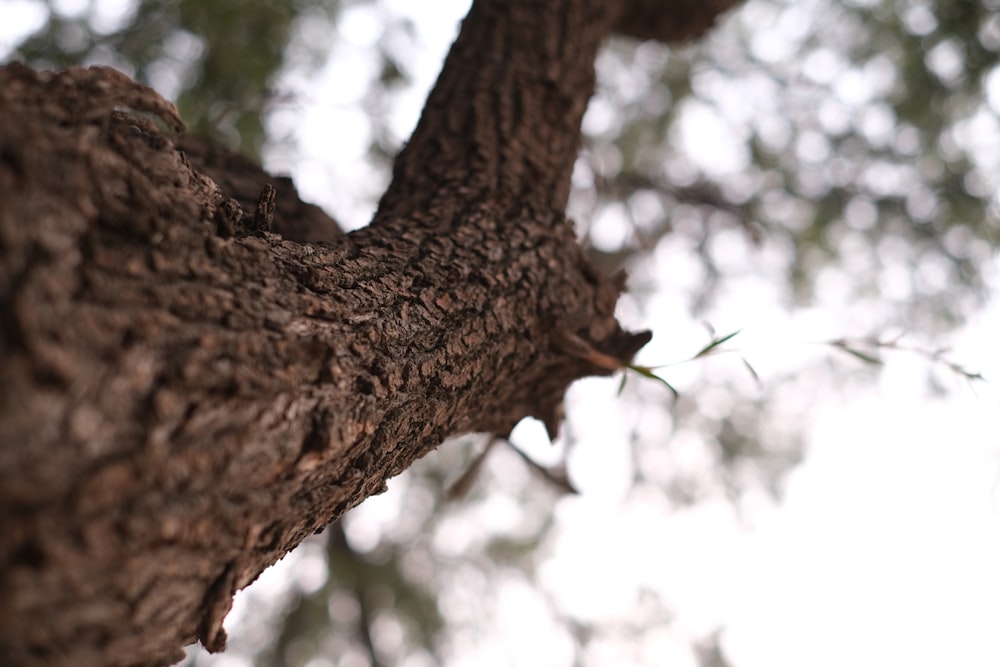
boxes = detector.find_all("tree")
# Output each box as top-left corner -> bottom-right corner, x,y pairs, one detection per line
0,1 -> 741,665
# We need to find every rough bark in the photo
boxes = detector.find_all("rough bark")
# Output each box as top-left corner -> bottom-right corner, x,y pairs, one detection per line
0,1 -> 737,665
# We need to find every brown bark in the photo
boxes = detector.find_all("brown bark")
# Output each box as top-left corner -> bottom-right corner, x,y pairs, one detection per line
612,0 -> 743,42
0,1 -> 737,665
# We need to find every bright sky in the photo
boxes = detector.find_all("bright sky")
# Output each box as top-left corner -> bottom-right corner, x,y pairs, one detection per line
3,2 -> 1000,666
518,298 -> 1000,667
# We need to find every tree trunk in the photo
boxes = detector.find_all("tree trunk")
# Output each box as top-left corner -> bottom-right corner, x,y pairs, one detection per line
0,1 -> 737,665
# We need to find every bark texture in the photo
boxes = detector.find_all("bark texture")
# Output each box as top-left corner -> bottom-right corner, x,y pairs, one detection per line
0,1 -> 737,665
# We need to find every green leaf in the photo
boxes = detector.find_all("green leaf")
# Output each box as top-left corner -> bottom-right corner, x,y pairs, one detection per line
693,329 -> 742,359
830,341 -> 883,366
741,356 -> 763,389
627,364 -> 679,400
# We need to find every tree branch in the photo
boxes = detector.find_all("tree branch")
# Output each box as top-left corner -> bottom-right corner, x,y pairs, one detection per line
373,0 -> 742,228
612,0 -> 742,43
0,61 -> 646,666
0,0 -> 741,663
373,0 -> 616,225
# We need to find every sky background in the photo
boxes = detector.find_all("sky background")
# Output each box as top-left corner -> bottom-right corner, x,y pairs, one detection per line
3,1 -> 1000,665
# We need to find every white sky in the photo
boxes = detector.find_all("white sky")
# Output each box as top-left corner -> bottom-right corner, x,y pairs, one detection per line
3,2 -> 1000,666
529,316 -> 1000,667
731,397 -> 1000,667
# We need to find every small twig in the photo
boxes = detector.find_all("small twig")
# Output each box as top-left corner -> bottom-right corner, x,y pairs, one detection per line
619,327 -> 745,399
823,336 -> 985,383
501,439 -> 579,496
445,436 -> 499,501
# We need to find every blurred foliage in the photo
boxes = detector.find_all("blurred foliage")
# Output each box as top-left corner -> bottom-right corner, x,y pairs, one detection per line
13,0 -> 342,158
8,0 -> 1000,665
583,0 -> 1000,331
258,524 -> 443,667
